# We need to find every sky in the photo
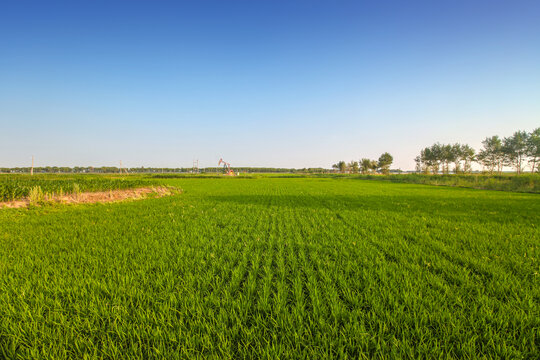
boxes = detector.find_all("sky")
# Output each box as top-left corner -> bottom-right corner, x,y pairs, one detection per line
1,0 -> 539,170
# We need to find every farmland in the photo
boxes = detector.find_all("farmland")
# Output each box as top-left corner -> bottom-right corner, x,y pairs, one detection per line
0,174 -> 154,202
0,176 -> 538,358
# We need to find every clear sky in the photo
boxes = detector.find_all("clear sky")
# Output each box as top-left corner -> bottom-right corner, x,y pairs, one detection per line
1,0 -> 539,170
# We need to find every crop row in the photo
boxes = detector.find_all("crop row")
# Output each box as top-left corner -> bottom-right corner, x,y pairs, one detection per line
0,174 -> 153,201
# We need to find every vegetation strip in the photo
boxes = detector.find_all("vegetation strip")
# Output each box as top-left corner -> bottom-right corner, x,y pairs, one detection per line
0,186 -> 180,208
350,173 -> 540,193
0,174 -> 156,202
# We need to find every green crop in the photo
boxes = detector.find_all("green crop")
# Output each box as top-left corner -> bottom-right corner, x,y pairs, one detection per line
0,177 -> 538,358
0,174 -> 155,201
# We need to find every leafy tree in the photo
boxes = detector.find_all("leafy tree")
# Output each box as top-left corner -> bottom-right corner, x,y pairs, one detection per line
337,161 -> 347,174
377,152 -> 393,174
451,143 -> 463,173
418,148 -> 431,174
460,144 -> 475,173
416,142 -> 475,174
360,158 -> 374,174
440,144 -> 454,174
477,136 -> 503,174
349,161 -> 359,174
414,156 -> 423,173
431,143 -> 445,174
503,131 -> 529,174
420,144 -> 442,174
526,128 -> 540,173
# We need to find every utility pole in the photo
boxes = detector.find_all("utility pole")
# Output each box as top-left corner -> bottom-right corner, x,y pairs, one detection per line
31,155 -> 34,176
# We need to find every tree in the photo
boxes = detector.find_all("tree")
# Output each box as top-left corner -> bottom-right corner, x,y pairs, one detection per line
526,128 -> 540,173
360,158 -> 373,174
421,144 -> 442,174
440,144 -> 453,174
331,163 -> 339,172
460,144 -> 475,173
337,161 -> 347,174
377,152 -> 393,174
477,136 -> 503,174
503,131 -> 529,174
451,143 -> 463,173
349,161 -> 359,174
414,156 -> 423,173
416,142 -> 476,174
418,148 -> 434,174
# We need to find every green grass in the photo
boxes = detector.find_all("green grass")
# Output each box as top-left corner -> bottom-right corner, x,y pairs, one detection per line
0,177 -> 538,358
0,174 -> 155,201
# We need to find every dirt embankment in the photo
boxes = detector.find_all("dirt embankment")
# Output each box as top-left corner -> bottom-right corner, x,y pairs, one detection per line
0,186 -> 179,209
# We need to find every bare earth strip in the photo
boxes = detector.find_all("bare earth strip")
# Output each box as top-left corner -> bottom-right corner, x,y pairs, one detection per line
0,186 -> 179,209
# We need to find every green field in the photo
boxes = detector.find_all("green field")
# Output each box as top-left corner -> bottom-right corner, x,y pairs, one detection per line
0,177 -> 539,358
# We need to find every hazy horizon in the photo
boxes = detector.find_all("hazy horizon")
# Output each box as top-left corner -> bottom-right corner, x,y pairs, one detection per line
1,1 -> 539,170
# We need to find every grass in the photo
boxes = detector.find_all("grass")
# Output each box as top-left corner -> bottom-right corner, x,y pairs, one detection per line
0,176 -> 538,358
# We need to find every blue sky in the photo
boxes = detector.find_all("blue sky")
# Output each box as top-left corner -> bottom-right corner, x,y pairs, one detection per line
1,0 -> 539,170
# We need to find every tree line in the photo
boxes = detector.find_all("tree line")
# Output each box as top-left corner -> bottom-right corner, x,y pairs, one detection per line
415,128 -> 540,174
0,166 -> 330,174
332,152 -> 394,174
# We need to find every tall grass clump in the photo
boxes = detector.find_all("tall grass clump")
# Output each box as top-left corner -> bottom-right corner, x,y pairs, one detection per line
27,186 -> 44,205
72,183 -> 81,200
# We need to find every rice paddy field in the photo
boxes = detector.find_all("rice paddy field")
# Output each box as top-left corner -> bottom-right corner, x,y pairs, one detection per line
0,176 -> 539,359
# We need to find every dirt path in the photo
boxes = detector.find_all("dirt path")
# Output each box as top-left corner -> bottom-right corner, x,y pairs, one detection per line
0,186 -> 179,209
